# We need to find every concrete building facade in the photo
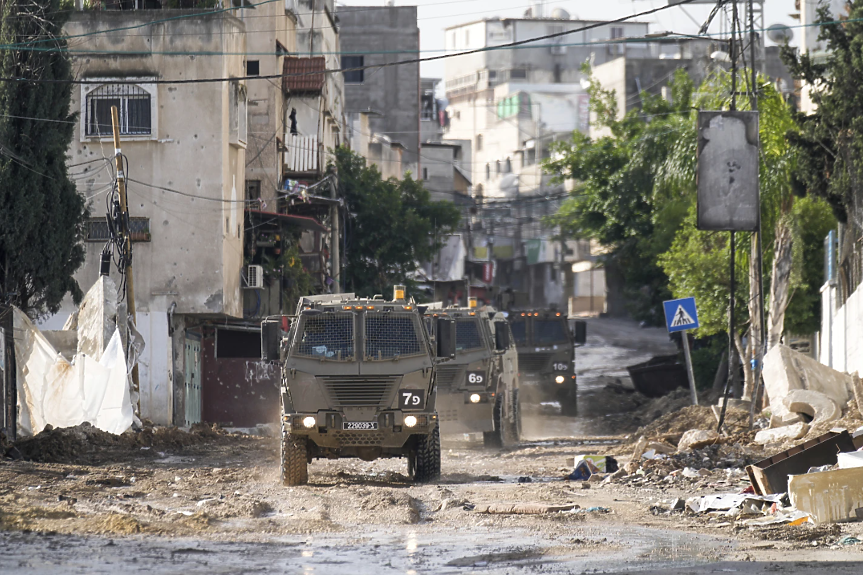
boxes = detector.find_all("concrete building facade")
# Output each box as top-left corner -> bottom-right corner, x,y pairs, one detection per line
338,5 -> 420,174
55,11 -> 248,426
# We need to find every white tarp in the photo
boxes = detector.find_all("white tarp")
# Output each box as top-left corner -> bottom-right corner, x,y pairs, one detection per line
14,308 -> 133,437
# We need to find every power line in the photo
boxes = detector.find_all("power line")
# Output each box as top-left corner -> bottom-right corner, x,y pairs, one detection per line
0,0 -> 701,85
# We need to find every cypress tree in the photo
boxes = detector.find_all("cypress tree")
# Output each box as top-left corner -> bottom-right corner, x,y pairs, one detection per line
0,0 -> 87,316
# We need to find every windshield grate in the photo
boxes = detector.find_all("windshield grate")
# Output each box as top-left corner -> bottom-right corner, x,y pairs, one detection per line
364,313 -> 424,361
510,320 -> 527,345
455,318 -> 485,352
534,319 -> 569,345
294,313 -> 355,361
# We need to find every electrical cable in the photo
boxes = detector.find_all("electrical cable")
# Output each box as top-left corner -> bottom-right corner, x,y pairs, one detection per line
0,0 -> 702,84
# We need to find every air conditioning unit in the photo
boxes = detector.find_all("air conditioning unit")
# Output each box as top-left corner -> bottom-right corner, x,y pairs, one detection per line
246,265 -> 264,289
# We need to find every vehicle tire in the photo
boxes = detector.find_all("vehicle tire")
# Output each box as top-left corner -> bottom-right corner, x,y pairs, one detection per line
559,387 -> 578,417
280,427 -> 309,486
413,424 -> 441,483
483,394 -> 503,448
504,389 -> 522,445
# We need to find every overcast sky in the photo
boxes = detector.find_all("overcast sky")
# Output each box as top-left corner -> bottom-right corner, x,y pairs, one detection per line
334,0 -> 800,79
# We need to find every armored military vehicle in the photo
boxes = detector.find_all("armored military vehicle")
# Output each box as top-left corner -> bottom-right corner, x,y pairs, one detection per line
508,311 -> 586,416
261,287 -> 456,486
426,298 -> 521,448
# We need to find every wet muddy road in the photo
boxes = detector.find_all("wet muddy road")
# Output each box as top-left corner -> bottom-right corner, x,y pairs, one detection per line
2,318 -> 862,573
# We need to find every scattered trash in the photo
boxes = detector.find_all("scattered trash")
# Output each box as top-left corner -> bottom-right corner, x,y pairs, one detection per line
569,506 -> 611,514
516,476 -> 532,483
568,457 -> 600,481
789,467 -> 863,524
839,536 -> 862,546
746,430 -> 856,495
838,451 -> 863,469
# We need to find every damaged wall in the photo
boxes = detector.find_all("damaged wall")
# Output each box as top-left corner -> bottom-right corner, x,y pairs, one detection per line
820,279 -> 863,376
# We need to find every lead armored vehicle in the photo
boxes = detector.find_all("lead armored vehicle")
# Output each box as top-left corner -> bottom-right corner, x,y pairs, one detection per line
428,299 -> 521,448
508,311 -> 586,416
261,287 -> 455,486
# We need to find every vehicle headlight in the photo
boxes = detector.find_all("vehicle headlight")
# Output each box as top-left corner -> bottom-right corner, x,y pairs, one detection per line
302,416 -> 316,428
469,393 -> 481,404
555,375 -> 565,384
404,415 -> 418,428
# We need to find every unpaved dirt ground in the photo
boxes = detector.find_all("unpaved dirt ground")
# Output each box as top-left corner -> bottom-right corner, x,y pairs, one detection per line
3,317 -> 863,574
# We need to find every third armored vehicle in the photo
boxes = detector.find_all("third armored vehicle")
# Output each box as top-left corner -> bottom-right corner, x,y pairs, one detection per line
261,287 -> 456,485
427,298 -> 520,448
508,311 -> 586,416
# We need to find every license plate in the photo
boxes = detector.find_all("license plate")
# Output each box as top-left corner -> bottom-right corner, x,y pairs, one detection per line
342,421 -> 378,430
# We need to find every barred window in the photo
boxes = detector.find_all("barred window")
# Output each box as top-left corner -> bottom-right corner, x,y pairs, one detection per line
86,84 -> 151,136
294,313 -> 354,361
86,217 -> 151,242
364,313 -> 423,361
510,320 -> 527,345
455,318 -> 485,352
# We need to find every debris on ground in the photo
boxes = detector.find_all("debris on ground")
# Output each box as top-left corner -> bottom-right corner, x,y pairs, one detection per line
789,466 -> 863,524
472,503 -> 581,514
12,422 -> 245,464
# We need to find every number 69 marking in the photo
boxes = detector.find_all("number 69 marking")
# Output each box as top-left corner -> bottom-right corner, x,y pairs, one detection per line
467,371 -> 485,385
399,389 -> 425,410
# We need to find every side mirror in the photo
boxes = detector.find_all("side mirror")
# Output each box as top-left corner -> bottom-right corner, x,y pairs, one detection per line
261,318 -> 282,362
495,324 -> 510,351
436,317 -> 456,359
572,320 -> 587,345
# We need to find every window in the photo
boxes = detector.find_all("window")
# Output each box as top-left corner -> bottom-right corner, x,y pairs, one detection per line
276,40 -> 289,55
341,55 -> 364,83
510,319 -> 527,345
229,81 -> 247,147
476,134 -> 483,151
246,60 -> 260,76
455,318 -> 485,352
216,328 -> 260,359
510,69 -> 527,80
295,313 -> 355,361
86,217 -> 150,242
85,83 -> 151,137
534,319 -> 569,345
485,164 -> 490,180
611,26 -> 624,39
365,314 -> 423,360
246,180 -> 261,200
505,157 -> 511,173
422,167 -> 429,180
495,160 -> 500,174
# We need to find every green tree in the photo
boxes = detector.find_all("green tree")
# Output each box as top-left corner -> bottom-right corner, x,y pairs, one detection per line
544,68 -> 695,324
0,0 -> 87,316
333,147 -> 461,297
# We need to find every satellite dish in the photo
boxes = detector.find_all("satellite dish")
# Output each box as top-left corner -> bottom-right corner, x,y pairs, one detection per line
766,24 -> 794,43
551,7 -> 570,20
710,50 -> 731,63
499,173 -> 519,196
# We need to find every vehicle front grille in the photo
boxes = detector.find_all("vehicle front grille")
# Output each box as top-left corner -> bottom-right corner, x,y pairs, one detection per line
331,431 -> 385,446
435,365 -> 464,388
519,353 -> 552,373
319,376 -> 399,407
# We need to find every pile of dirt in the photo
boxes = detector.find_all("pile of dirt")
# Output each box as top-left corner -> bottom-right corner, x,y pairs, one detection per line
626,405 -> 751,444
13,421 -> 242,464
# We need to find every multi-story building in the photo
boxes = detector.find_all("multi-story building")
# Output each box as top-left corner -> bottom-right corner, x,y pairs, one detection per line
55,10 -> 247,426
338,5 -> 420,175
442,10 -> 647,309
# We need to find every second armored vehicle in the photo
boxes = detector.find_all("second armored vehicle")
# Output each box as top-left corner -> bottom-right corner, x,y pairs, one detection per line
427,299 -> 521,448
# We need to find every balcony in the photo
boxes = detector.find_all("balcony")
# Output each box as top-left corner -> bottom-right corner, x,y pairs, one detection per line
283,134 -> 320,176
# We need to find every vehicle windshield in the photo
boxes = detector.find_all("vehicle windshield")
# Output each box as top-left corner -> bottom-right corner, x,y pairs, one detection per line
510,320 -> 528,345
455,318 -> 485,353
294,313 -> 355,361
533,319 -> 570,345
365,313 -> 424,361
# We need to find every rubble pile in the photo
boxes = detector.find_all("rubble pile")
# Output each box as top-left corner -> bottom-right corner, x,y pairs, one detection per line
626,405 -> 751,445
12,422 -> 241,464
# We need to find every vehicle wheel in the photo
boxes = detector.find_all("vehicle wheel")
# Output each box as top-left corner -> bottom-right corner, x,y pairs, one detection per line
280,427 -> 309,486
413,424 -> 441,483
483,394 -> 503,448
559,387 -> 578,417
504,389 -> 521,445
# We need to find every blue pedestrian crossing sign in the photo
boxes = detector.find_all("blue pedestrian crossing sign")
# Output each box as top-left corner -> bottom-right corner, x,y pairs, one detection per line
663,297 -> 700,333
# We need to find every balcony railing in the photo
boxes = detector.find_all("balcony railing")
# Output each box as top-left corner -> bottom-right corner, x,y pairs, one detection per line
284,134 -> 320,174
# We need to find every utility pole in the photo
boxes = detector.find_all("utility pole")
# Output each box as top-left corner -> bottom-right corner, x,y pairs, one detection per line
330,178 -> 340,294
111,106 -> 140,414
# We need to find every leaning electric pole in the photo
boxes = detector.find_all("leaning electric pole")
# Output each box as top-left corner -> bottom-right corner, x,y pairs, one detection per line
110,106 -> 141,414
